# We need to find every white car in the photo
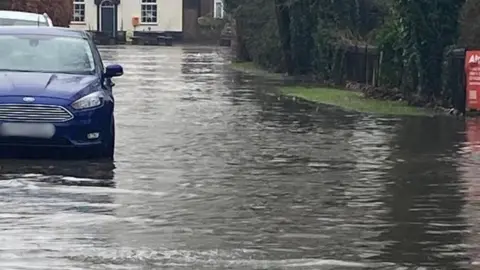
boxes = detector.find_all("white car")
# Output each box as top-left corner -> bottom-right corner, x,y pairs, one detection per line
0,10 -> 53,27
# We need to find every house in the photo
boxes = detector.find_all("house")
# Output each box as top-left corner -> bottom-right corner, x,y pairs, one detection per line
182,0 -> 212,41
69,0 -> 182,38
182,0 -> 228,42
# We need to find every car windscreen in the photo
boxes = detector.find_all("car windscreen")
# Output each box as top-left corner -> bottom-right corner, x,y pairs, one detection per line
0,34 -> 95,74
0,18 -> 49,26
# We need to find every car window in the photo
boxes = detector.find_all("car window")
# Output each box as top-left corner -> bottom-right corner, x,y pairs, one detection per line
0,18 -> 48,26
0,34 -> 95,74
90,40 -> 104,72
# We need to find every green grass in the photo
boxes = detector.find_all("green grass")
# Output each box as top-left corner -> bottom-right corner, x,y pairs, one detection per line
229,61 -> 431,116
229,61 -> 284,79
280,86 -> 431,116
230,61 -> 258,71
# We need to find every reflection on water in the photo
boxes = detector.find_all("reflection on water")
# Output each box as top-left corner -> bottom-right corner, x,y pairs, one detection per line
0,160 -> 115,182
376,117 -> 469,269
461,117 -> 480,268
0,45 -> 477,269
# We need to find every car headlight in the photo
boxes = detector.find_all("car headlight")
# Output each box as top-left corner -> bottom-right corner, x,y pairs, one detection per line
71,91 -> 105,110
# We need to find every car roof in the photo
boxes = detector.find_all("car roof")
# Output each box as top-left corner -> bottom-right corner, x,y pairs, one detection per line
0,26 -> 90,38
0,10 -> 48,22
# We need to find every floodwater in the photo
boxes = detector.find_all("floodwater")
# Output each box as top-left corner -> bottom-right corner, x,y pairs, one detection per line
0,45 -> 480,269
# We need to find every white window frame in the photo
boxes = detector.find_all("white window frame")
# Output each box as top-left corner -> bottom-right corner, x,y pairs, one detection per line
214,1 -> 224,18
72,0 -> 86,23
141,0 -> 157,24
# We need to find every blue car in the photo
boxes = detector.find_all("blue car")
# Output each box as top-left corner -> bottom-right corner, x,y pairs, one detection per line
0,27 -> 123,159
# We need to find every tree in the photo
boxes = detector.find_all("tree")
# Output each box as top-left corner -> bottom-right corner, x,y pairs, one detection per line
274,0 -> 293,74
459,0 -> 480,47
226,0 -> 467,106
394,0 -> 465,101
10,0 -> 72,27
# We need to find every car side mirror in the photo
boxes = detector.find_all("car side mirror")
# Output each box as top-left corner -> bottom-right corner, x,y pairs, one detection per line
104,64 -> 123,78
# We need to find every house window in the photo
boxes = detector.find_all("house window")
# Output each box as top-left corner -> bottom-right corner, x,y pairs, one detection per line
141,0 -> 157,23
72,0 -> 85,22
215,2 -> 223,18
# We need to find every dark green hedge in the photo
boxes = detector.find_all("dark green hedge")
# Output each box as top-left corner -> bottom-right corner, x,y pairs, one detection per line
226,0 -> 466,108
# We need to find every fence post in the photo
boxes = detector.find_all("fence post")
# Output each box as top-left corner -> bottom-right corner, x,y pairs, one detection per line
461,48 -> 467,114
377,50 -> 383,87
365,45 -> 369,85
372,50 -> 377,87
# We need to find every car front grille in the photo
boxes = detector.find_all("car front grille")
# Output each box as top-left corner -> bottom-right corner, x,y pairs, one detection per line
0,104 -> 73,123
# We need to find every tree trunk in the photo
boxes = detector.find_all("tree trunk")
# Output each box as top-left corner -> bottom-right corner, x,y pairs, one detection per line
231,18 -> 250,61
274,0 -> 294,75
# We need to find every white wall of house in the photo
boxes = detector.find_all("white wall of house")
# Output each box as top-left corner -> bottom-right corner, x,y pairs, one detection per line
213,0 -> 224,18
70,0 -> 182,32
70,0 -> 96,30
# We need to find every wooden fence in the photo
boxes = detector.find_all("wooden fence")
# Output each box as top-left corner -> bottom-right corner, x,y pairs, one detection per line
342,45 -> 380,86
340,44 -> 466,112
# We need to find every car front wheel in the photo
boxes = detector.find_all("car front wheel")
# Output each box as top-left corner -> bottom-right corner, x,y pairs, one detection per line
99,117 -> 115,160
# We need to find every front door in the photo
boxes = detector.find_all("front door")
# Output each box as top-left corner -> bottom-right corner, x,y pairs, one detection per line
100,0 -> 115,37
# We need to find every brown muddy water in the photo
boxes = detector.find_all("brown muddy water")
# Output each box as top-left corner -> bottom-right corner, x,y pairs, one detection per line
0,45 -> 479,269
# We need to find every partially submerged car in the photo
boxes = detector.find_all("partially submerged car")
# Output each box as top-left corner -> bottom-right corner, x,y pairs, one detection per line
0,10 -> 53,26
0,26 -> 124,159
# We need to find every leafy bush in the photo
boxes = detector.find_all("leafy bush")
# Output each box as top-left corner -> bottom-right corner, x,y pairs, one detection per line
228,0 -> 466,104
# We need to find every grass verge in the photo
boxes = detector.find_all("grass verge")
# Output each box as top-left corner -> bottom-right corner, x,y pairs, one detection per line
280,86 -> 431,116
229,61 -> 431,116
229,61 -> 284,80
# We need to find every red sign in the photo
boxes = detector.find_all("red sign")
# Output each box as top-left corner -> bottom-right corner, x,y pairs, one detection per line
467,117 -> 480,153
465,50 -> 480,110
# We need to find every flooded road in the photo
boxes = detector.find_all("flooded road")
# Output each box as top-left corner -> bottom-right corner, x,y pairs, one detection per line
0,45 -> 480,269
